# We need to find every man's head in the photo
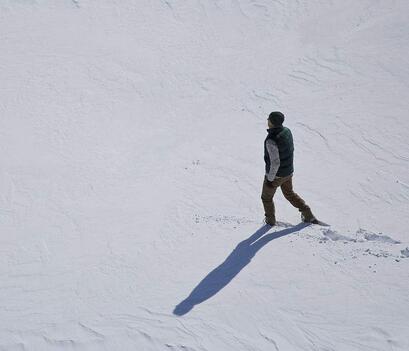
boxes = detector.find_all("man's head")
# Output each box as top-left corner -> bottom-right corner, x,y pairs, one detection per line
268,111 -> 285,128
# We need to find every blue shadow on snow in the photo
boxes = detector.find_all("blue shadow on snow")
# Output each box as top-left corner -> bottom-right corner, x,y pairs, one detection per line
173,222 -> 309,316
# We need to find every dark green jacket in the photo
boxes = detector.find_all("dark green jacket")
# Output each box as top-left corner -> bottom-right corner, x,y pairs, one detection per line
264,126 -> 294,178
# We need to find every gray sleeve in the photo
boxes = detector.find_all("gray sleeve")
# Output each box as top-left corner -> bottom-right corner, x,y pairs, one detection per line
265,139 -> 280,181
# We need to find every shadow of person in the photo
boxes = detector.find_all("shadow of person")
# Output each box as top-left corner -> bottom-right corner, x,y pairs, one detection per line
173,222 -> 309,316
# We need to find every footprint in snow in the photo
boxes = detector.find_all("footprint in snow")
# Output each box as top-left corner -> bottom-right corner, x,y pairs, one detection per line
400,248 -> 409,258
356,228 -> 401,244
315,227 -> 406,263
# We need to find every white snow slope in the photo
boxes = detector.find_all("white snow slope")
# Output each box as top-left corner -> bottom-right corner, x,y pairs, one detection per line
1,1 -> 409,350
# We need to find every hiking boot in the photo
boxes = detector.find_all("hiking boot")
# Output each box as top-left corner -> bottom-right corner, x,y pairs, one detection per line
301,209 -> 318,224
264,217 -> 276,226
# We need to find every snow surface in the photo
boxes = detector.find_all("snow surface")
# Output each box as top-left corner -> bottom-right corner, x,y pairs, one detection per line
1,0 -> 409,350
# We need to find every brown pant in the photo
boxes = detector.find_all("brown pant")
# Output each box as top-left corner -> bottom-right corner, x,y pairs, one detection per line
261,175 -> 311,224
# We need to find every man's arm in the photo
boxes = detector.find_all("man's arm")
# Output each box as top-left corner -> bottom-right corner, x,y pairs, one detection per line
265,139 -> 280,181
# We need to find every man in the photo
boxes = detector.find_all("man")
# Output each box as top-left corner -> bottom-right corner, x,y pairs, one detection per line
262,111 -> 318,226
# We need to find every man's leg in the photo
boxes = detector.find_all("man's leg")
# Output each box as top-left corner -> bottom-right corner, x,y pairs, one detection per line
280,176 -> 315,221
261,178 -> 281,225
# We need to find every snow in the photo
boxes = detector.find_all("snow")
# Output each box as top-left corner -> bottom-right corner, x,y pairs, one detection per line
1,0 -> 409,350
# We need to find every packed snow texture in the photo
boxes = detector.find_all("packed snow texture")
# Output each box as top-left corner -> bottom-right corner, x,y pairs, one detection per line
1,0 -> 409,350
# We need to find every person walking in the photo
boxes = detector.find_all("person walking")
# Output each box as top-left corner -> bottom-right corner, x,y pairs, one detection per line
262,111 -> 318,226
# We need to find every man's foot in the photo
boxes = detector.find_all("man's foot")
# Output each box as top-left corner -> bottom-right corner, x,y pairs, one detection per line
301,213 -> 318,224
301,208 -> 318,224
306,217 -> 319,224
264,217 -> 276,226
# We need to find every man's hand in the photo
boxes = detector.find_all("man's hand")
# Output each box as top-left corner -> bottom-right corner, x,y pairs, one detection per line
264,176 -> 274,187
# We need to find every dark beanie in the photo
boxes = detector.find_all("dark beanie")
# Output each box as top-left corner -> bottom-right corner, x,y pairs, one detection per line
268,111 -> 285,126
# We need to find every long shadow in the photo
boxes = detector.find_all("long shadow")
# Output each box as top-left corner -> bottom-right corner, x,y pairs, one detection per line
173,222 -> 309,316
